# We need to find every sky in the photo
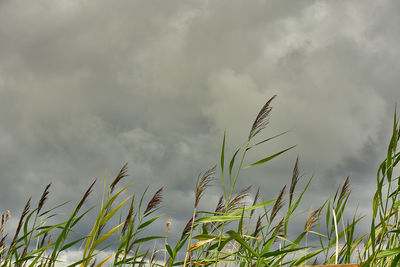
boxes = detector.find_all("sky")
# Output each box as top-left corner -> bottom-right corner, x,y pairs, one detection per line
0,0 -> 399,263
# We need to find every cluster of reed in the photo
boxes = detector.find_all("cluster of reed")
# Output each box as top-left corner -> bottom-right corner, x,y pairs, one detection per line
0,97 -> 399,266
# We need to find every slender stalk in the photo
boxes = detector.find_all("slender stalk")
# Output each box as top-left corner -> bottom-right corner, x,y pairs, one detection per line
183,209 -> 196,267
333,209 -> 339,265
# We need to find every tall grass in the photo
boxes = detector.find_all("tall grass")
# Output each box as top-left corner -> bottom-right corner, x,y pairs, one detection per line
0,97 -> 399,266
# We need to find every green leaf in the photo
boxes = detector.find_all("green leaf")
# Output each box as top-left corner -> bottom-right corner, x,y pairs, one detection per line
261,247 -> 304,258
60,236 -> 88,252
138,215 -> 163,230
165,243 -> 173,257
133,236 -> 164,244
226,230 -> 259,258
196,215 -> 245,223
228,199 -> 276,216
92,223 -> 123,249
245,145 -> 296,168
377,248 -> 400,257
229,148 -> 240,183
100,196 -> 131,226
220,130 -> 227,199
221,130 -> 226,178
249,131 -> 288,150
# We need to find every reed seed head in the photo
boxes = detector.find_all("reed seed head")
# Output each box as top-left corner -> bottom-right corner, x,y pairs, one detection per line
250,187 -> 260,219
248,95 -> 277,140
275,217 -> 285,241
289,157 -> 300,206
144,187 -> 163,214
77,180 -> 96,211
122,203 -> 134,235
227,185 -> 252,213
9,197 -> 31,253
338,176 -> 350,203
305,205 -> 323,232
0,211 -> 10,237
215,195 -> 225,214
181,214 -> 197,240
270,185 -> 286,222
38,183 -> 51,214
110,162 -> 128,194
253,215 -> 262,238
195,165 -> 216,208
40,232 -> 48,248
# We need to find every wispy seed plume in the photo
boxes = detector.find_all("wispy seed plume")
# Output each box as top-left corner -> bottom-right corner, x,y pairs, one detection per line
122,203 -> 134,235
305,205 -> 323,232
215,196 -> 225,214
270,185 -> 286,222
248,95 -> 277,140
253,215 -> 262,238
181,214 -> 197,239
144,187 -> 163,214
227,185 -> 252,213
250,187 -> 260,219
338,176 -> 351,203
40,232 -> 48,248
110,162 -> 128,194
195,166 -> 216,208
0,210 -> 10,237
289,157 -> 300,206
77,180 -> 96,211
9,198 -> 31,253
275,217 -> 286,242
38,183 -> 51,214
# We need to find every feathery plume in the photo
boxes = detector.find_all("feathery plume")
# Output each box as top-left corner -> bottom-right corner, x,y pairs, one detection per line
122,203 -> 134,235
253,215 -> 262,238
181,214 -> 197,239
144,187 -> 163,214
195,166 -> 216,208
0,210 -> 10,237
0,235 -> 6,251
215,196 -> 225,214
40,232 -> 48,248
274,217 -> 286,243
250,187 -> 260,219
248,95 -> 277,140
305,205 -> 323,232
110,162 -> 128,194
270,185 -> 286,222
77,180 -> 96,211
289,157 -> 300,206
9,198 -> 31,253
227,186 -> 252,213
38,183 -> 51,214
338,176 -> 350,203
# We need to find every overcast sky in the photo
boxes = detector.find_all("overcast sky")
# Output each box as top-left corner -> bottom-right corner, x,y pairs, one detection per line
0,0 -> 399,261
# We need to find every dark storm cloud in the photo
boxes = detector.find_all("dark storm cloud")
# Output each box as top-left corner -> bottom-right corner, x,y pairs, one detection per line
0,0 -> 399,261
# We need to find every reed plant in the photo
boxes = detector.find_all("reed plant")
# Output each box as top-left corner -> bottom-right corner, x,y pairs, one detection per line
0,97 -> 399,266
